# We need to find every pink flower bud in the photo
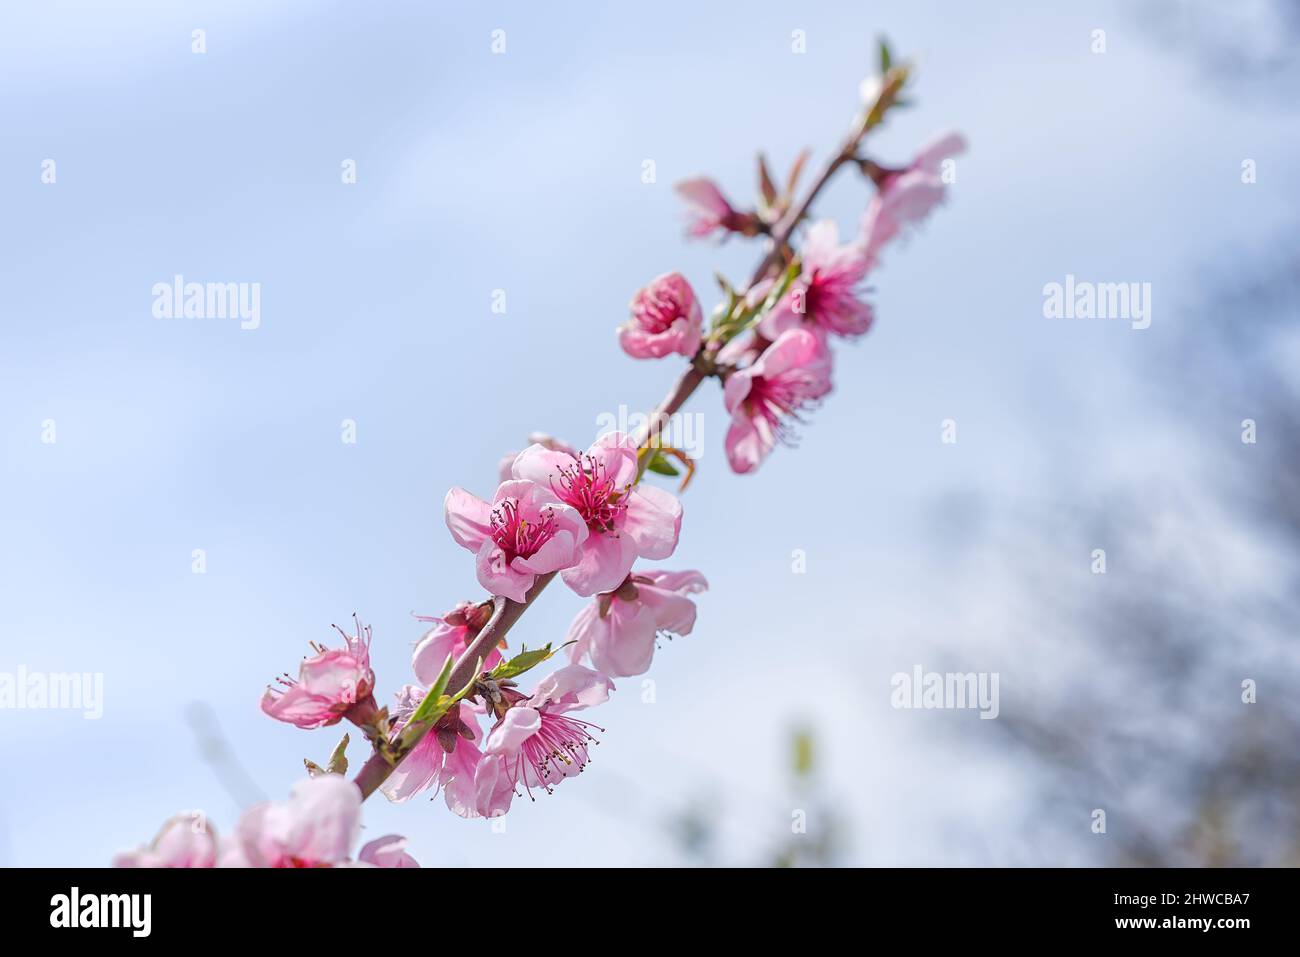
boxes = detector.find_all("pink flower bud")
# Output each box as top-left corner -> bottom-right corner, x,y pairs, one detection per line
619,272 -> 703,360
673,178 -> 762,239
411,601 -> 502,683
260,617 -> 376,730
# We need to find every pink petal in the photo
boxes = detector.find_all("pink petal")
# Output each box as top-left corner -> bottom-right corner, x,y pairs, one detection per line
564,602 -> 603,667
509,446 -> 578,487
411,624 -> 461,686
380,734 -> 445,803
590,433 -> 641,487
623,484 -> 682,560
722,366 -> 755,415
114,813 -> 217,869
590,601 -> 660,677
642,568 -> 709,594
297,649 -> 366,701
530,664 -> 615,712
754,327 -> 820,378
638,582 -> 700,637
358,835 -> 420,868
725,412 -> 772,474
512,528 -> 580,575
444,487 -> 492,550
801,219 -> 842,267
149,814 -> 217,868
674,177 -> 732,216
473,753 -> 515,819
260,683 -> 337,730
230,802 -> 278,868
756,299 -> 802,340
484,705 -> 542,756
561,530 -> 639,597
911,130 -> 967,172
283,773 -> 362,866
618,322 -> 700,360
439,737 -> 484,819
881,170 -> 946,224
475,539 -> 534,603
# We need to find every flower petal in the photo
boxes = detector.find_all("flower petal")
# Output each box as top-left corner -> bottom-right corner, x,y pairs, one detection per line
530,664 -> 615,712
444,487 -> 493,550
357,835 -> 420,868
380,734 -> 445,804
624,484 -> 682,560
561,530 -> 638,597
484,705 -> 542,756
283,773 -> 362,866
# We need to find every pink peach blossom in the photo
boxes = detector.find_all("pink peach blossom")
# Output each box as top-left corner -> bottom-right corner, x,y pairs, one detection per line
261,617 -> 376,730
113,812 -> 217,868
759,220 -> 873,340
445,479 -> 588,603
674,177 -> 742,238
380,689 -> 483,818
566,569 -> 708,677
510,433 -> 682,596
619,272 -> 703,359
411,602 -> 501,684
724,328 -> 833,474
474,665 -> 614,817
497,433 -> 577,484
860,131 -> 966,262
716,329 -> 770,368
357,835 -> 420,868
219,773 -> 367,868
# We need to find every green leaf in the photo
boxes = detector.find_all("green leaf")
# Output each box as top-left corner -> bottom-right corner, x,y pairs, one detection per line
766,258 -> 801,309
393,653 -> 488,754
792,728 -> 815,777
487,642 -> 570,682
646,452 -> 680,477
327,733 -> 350,775
742,258 -> 801,333
407,653 -> 454,726
424,653 -> 454,706
878,37 -> 892,74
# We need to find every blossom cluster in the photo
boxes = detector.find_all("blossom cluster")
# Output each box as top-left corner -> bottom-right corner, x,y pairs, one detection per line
114,775 -> 417,868
114,51 -> 961,867
666,131 -> 966,473
390,428 -> 700,817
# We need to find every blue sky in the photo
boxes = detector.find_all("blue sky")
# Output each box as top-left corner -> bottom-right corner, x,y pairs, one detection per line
2,0 -> 1296,866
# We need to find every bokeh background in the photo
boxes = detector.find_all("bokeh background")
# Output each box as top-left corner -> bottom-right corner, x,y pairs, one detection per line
3,0 -> 1298,866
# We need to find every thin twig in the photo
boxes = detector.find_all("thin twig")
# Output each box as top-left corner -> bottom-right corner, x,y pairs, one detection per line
351,79 -> 898,802
186,702 -> 268,809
